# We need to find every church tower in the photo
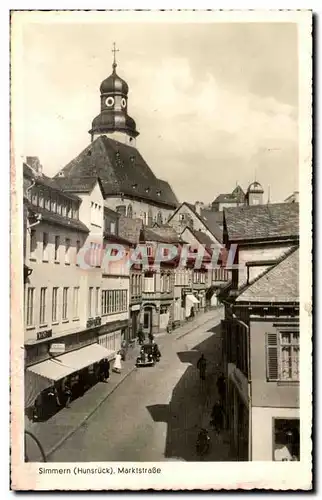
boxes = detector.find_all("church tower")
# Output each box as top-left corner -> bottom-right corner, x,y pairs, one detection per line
89,44 -> 139,146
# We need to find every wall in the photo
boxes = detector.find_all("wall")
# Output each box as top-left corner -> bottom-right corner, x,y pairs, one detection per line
104,196 -> 173,226
250,319 -> 299,408
251,406 -> 300,461
100,275 -> 130,327
237,243 -> 293,287
169,205 -> 219,243
78,182 -> 104,234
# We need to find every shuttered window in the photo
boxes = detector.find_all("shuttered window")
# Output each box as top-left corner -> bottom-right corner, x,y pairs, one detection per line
266,332 -> 279,381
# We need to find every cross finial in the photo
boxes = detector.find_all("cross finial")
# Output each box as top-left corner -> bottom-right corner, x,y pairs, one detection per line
112,42 -> 119,70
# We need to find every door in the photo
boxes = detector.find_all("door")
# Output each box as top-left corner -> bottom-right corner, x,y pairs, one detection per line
143,307 -> 152,335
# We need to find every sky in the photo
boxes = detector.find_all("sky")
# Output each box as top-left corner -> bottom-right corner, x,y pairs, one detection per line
19,18 -> 299,204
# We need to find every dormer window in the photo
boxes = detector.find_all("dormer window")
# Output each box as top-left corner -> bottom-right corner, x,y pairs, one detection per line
132,184 -> 138,190
145,187 -> 150,193
157,191 -> 161,196
130,155 -> 135,163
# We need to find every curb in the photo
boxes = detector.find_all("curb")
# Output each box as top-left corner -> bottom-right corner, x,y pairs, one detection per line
45,365 -> 137,459
176,311 -> 223,341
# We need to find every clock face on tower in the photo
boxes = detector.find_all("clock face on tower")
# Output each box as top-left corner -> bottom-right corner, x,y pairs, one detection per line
105,96 -> 114,107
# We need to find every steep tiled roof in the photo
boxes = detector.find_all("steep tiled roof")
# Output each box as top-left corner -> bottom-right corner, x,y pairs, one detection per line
54,176 -> 99,194
224,202 -> 299,242
118,216 -> 143,245
190,229 -> 215,249
236,247 -> 299,303
55,135 -> 179,208
199,209 -> 224,243
25,201 -> 89,233
23,164 -> 81,202
213,185 -> 246,204
143,226 -> 184,244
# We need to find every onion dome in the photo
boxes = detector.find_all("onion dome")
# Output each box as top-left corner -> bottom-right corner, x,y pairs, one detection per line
100,62 -> 129,95
247,181 -> 264,193
90,110 -> 138,137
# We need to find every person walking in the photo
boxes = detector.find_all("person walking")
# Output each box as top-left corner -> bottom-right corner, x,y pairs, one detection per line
197,353 -> 207,381
148,332 -> 154,344
112,351 -> 122,374
210,400 -> 224,434
63,383 -> 72,408
138,328 -> 145,345
102,358 -> 110,382
216,373 -> 226,404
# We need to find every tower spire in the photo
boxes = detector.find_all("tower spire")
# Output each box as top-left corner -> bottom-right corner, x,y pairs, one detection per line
112,42 -> 119,72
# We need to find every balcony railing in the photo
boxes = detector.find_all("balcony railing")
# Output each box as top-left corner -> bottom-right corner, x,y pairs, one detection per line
212,268 -> 230,282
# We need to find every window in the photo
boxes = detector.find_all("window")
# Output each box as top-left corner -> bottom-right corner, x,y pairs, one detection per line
88,287 -> 93,318
42,232 -> 49,261
51,196 -> 57,213
73,287 -> 79,319
62,203 -> 67,217
45,196 -> 51,210
76,240 -> 81,265
101,290 -> 127,315
38,191 -> 44,208
110,222 -> 116,234
142,212 -> 147,224
266,331 -> 299,381
26,287 -> 34,326
116,205 -> 126,216
127,204 -> 133,218
157,212 -> 163,225
30,229 -> 37,259
147,245 -> 153,257
62,287 -> 69,320
95,287 -> 100,316
179,213 -> 185,221
67,202 -> 72,218
144,272 -> 155,293
65,238 -> 71,264
52,287 -> 58,322
54,236 -> 60,261
273,419 -> 300,461
148,208 -> 153,226
31,190 -> 38,206
39,287 -> 47,324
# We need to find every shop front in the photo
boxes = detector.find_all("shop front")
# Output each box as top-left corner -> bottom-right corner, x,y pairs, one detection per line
25,342 -> 114,420
129,304 -> 141,340
227,363 -> 250,461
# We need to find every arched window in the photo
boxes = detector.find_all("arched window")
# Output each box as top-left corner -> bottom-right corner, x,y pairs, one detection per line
157,211 -> 163,225
127,204 -> 133,218
148,208 -> 153,226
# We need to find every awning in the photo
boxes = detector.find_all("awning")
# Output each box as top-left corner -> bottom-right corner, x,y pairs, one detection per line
186,294 -> 199,305
25,343 -> 114,408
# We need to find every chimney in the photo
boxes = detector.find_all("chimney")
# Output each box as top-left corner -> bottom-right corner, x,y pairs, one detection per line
194,201 -> 204,215
26,156 -> 43,176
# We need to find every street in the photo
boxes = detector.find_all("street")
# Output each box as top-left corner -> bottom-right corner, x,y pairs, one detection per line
48,309 -> 232,462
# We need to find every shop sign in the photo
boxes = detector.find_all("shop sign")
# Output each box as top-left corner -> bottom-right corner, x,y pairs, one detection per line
86,317 -> 102,329
37,329 -> 52,341
49,343 -> 65,355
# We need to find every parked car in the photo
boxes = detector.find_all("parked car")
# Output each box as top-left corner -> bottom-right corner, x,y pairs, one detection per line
136,343 -> 157,367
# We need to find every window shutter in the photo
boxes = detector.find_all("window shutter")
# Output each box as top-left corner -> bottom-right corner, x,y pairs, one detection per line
266,332 -> 279,381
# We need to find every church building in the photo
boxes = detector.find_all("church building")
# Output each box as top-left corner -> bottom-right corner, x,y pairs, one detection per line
54,49 -> 178,225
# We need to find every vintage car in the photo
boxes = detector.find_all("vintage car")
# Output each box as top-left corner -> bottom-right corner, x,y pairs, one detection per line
136,343 -> 159,367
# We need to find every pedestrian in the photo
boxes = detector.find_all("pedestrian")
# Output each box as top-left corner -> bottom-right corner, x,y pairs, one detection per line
148,332 -> 154,344
210,400 -> 224,433
64,383 -> 72,408
197,353 -> 207,380
216,373 -> 226,404
138,328 -> 145,345
103,358 -> 110,382
112,351 -> 122,374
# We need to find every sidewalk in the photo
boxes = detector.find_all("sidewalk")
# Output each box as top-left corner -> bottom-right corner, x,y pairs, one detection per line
25,307 -> 224,461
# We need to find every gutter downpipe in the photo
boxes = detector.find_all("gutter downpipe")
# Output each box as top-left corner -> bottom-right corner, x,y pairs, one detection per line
232,312 -> 252,462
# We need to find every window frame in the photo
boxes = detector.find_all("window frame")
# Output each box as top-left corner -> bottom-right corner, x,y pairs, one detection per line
26,287 -> 35,327
266,328 -> 300,382
62,287 -> 69,321
73,286 -> 80,320
39,287 -> 47,325
52,287 -> 58,323
42,232 -> 49,262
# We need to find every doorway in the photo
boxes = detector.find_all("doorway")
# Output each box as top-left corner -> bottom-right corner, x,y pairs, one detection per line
143,307 -> 152,335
